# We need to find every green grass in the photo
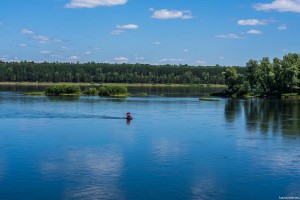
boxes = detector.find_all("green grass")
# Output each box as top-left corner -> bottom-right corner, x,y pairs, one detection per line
45,84 -> 81,96
98,85 -> 129,97
82,87 -> 98,95
24,92 -> 45,96
199,97 -> 220,102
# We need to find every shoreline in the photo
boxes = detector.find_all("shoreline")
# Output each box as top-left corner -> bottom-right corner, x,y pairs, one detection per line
0,82 -> 226,88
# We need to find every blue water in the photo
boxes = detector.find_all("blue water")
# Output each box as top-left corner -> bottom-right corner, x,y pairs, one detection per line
0,91 -> 300,199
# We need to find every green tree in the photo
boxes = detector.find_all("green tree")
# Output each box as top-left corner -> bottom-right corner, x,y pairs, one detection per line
245,59 -> 259,91
257,57 -> 274,94
224,67 -> 240,92
273,57 -> 283,93
281,53 -> 299,93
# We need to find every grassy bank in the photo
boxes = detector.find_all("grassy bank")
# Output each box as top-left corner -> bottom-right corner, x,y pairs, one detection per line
0,82 -> 226,88
211,90 -> 300,100
199,97 -> 220,102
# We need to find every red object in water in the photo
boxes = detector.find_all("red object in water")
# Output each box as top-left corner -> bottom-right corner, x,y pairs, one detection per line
126,112 -> 132,120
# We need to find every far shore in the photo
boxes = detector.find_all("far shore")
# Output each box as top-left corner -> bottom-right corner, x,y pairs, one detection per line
0,82 -> 227,88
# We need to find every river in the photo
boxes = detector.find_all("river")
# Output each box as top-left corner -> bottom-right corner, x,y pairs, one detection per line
0,87 -> 299,199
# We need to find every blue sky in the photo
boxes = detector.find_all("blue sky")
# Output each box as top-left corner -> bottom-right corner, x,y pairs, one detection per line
0,0 -> 299,66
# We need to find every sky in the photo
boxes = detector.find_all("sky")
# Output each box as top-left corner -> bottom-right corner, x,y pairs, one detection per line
0,0 -> 299,66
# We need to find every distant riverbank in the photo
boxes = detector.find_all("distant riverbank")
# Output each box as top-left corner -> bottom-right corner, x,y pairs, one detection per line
0,82 -> 226,88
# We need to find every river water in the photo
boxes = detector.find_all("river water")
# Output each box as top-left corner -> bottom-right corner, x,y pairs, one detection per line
0,87 -> 299,199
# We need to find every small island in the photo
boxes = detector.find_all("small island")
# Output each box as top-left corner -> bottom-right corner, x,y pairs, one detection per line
45,84 -> 81,96
25,84 -> 130,97
97,85 -> 129,97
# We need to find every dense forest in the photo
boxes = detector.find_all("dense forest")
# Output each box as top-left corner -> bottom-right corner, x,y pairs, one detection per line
224,53 -> 300,96
0,61 -> 244,85
0,53 -> 299,96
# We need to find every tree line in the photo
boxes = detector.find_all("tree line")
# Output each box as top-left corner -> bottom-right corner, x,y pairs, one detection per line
1,53 -> 298,94
0,61 -> 244,85
224,53 -> 300,96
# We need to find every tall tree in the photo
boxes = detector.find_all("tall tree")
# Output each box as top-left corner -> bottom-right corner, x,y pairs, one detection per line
273,57 -> 282,93
281,53 -> 299,93
257,57 -> 274,94
246,59 -> 259,91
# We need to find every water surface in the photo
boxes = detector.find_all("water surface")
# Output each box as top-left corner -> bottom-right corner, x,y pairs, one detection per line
0,90 -> 299,199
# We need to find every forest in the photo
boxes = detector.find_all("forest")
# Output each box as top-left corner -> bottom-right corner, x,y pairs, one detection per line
0,61 -> 244,85
224,53 -> 300,96
0,53 -> 299,96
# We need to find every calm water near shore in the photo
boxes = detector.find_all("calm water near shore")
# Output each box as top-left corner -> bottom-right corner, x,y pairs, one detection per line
0,87 -> 299,199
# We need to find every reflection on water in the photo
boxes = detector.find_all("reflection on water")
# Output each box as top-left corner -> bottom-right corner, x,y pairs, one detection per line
41,147 -> 124,199
0,90 -> 300,199
225,99 -> 300,136
192,178 -> 225,200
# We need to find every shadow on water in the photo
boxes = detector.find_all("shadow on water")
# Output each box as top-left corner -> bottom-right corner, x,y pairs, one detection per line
224,98 -> 300,136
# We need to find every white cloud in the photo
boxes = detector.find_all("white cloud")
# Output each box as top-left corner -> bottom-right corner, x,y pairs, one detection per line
18,43 -> 27,47
111,30 -> 126,35
84,51 -> 92,55
183,49 -> 189,53
65,0 -> 127,8
32,35 -> 62,44
52,38 -> 62,43
50,54 -> 59,58
114,57 -> 128,62
0,21 -> 4,26
247,29 -> 263,34
68,55 -> 80,60
152,41 -> 161,45
218,56 -> 225,60
0,56 -> 19,62
149,8 -> 155,12
134,56 -> 145,61
61,46 -> 70,51
32,35 -> 50,43
160,58 -> 184,62
40,51 -> 51,54
21,29 -> 34,34
215,34 -> 245,39
196,60 -> 207,65
237,19 -> 266,26
94,47 -> 101,50
254,0 -> 300,13
116,24 -> 139,29
151,9 -> 194,19
278,24 -> 288,30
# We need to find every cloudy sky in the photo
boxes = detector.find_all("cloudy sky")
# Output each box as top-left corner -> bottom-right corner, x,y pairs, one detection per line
0,0 -> 299,65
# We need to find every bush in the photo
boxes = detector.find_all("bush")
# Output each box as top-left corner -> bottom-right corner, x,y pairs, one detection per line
98,85 -> 128,96
281,93 -> 300,100
83,87 -> 98,95
45,84 -> 81,96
